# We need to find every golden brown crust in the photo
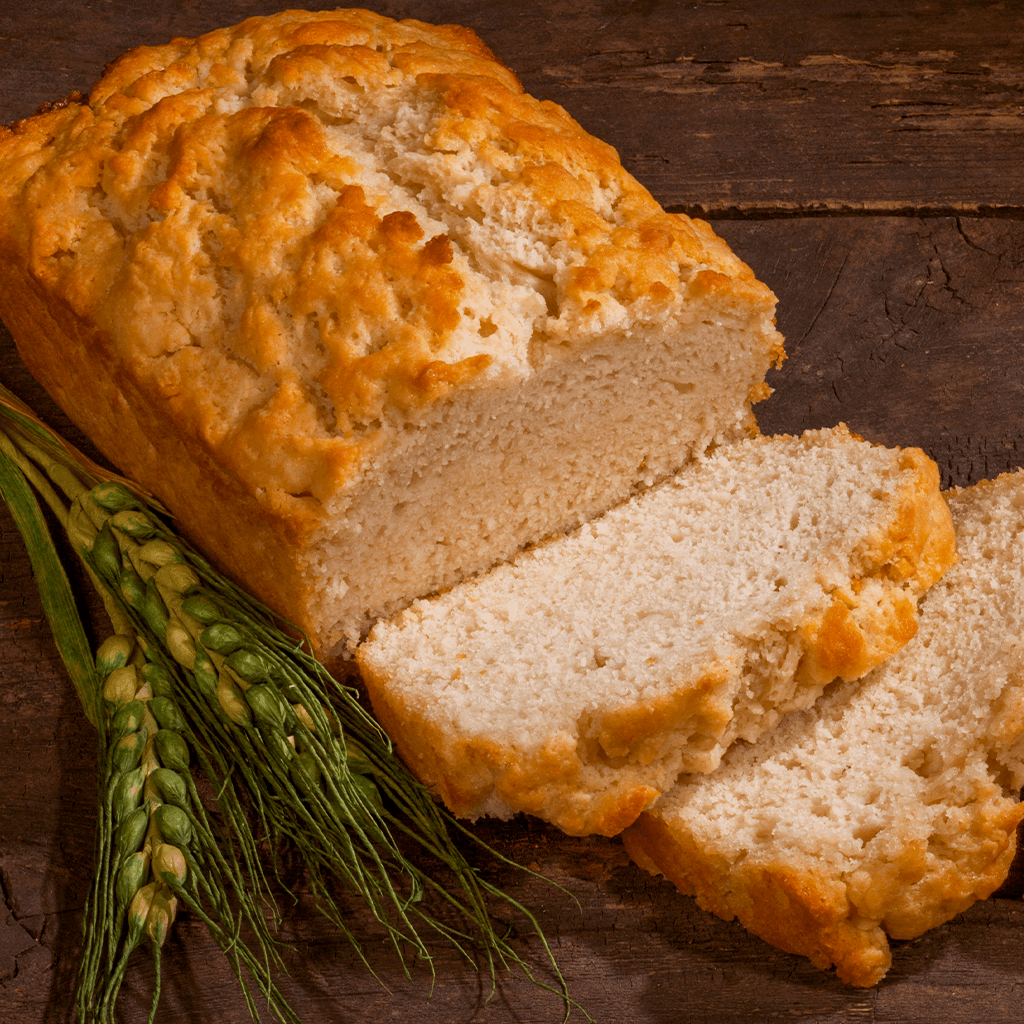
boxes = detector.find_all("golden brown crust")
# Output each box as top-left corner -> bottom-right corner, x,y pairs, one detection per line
621,814 -> 894,987
875,448 -> 958,591
871,781 -> 1024,939
794,580 -> 918,689
794,447 -> 955,689
579,664 -> 736,765
624,781 -> 1024,987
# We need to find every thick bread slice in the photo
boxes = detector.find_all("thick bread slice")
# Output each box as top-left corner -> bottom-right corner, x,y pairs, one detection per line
0,8 -> 782,662
357,426 -> 955,837
622,472 -> 1024,986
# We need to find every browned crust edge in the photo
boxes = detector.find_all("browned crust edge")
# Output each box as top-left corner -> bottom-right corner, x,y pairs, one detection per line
793,443 -> 957,690
876,447 -> 958,593
621,813 -> 895,987
623,776 -> 1024,987
357,650 -> 662,838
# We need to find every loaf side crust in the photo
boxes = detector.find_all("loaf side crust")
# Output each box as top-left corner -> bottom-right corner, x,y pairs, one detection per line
0,249 -> 318,621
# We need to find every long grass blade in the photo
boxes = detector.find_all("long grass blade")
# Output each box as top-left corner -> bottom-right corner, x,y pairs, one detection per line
0,432 -> 102,725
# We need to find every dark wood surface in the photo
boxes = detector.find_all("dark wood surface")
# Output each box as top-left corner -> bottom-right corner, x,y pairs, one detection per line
2,2 -> 1023,1021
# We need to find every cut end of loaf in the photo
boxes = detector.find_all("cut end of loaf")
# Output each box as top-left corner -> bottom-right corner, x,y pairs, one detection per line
307,289 -> 780,658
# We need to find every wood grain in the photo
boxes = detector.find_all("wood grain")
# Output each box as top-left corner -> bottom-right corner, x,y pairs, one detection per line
1,2 -> 1022,1022
721,215 -> 1024,486
3,1 -> 1021,212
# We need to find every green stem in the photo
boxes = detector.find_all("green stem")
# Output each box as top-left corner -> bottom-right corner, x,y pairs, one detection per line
146,945 -> 161,1024
0,429 -> 74,529
0,431 -> 101,725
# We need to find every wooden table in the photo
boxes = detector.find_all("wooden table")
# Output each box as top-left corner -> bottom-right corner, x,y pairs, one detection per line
2,2 -> 1022,1021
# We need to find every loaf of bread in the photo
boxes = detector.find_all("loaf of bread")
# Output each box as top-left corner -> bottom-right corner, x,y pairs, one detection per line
622,472 -> 1024,986
0,8 -> 784,662
357,427 -> 955,837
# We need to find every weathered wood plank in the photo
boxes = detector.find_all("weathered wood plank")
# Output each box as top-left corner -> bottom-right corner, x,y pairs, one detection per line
719,215 -> 1024,487
497,1 -> 1024,215
2,2 -> 1023,211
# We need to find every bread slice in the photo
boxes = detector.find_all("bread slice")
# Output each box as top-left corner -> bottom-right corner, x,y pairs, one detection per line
622,471 -> 1024,986
357,426 -> 955,837
0,8 -> 783,663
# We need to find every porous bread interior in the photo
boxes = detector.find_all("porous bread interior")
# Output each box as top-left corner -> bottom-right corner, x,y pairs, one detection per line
310,304 -> 769,654
631,471 -> 1024,984
358,427 -> 951,834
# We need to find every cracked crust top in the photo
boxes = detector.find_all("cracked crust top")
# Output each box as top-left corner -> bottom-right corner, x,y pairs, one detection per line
0,7 -> 774,519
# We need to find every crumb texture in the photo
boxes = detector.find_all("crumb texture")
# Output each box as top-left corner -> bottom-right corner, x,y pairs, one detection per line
358,426 -> 955,836
623,470 -> 1024,986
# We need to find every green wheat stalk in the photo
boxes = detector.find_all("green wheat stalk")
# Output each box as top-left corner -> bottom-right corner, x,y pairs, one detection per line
0,382 -> 579,1023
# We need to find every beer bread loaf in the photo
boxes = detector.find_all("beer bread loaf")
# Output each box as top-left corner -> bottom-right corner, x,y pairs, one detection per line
0,8 -> 783,661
